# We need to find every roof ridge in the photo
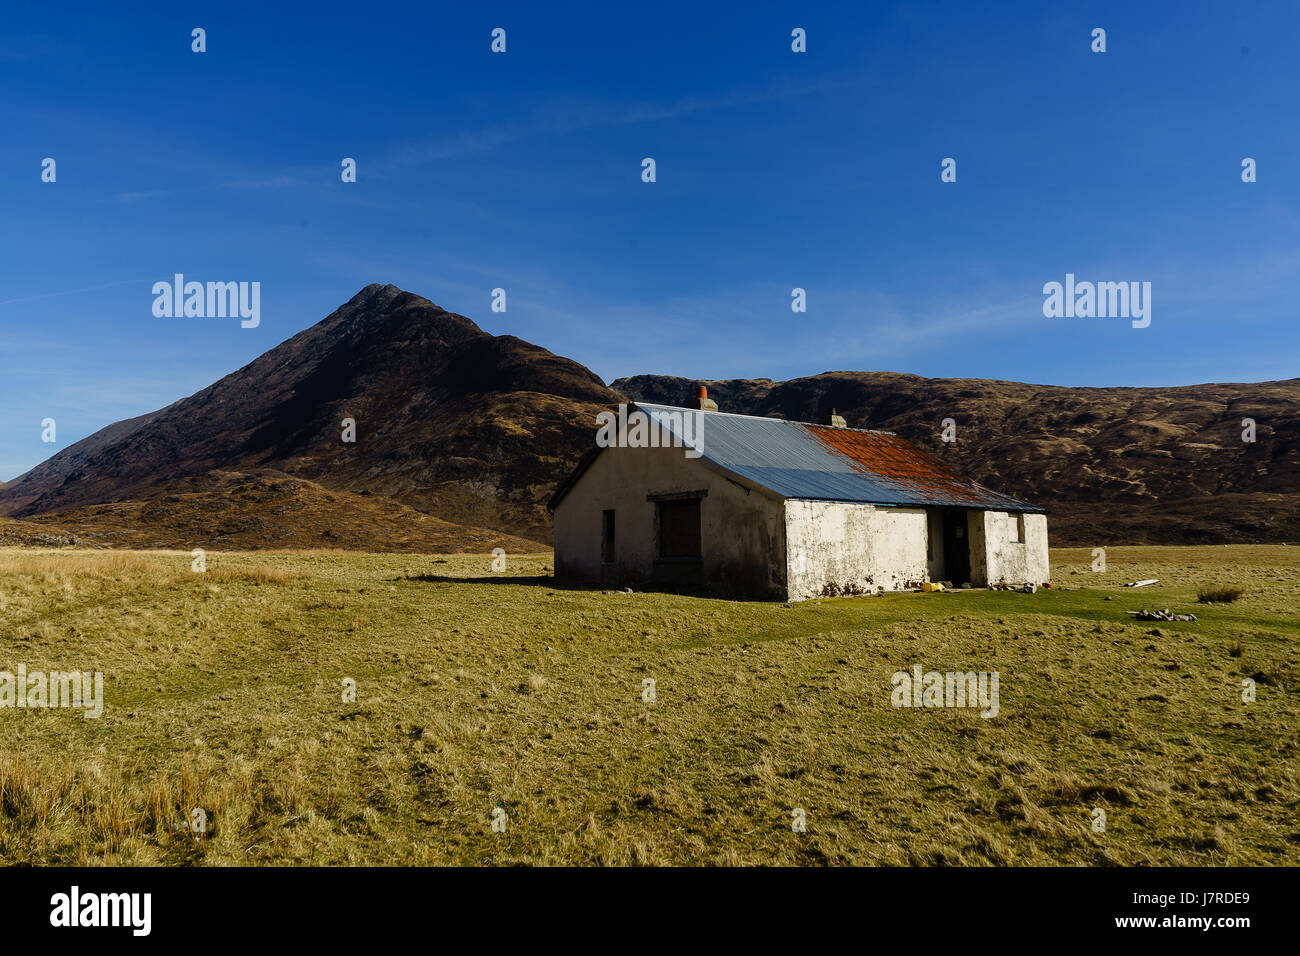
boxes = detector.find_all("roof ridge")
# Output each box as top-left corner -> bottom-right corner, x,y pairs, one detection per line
632,401 -> 897,435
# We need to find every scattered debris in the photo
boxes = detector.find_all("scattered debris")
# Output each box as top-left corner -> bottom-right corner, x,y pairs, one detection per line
1123,579 -> 1159,588
1104,595 -> 1114,601
1127,608 -> 1198,622
921,582 -> 945,593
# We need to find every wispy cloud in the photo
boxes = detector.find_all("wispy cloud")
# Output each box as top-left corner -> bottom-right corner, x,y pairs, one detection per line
371,78 -> 859,176
117,190 -> 164,202
0,278 -> 152,309
225,175 -> 310,190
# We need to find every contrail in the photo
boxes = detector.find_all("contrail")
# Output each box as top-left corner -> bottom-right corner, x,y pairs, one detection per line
0,278 -> 152,308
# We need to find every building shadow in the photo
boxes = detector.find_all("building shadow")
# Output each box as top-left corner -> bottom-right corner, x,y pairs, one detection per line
392,573 -> 562,587
390,572 -> 783,602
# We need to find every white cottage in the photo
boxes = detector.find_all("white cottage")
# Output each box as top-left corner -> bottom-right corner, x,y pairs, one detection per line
549,390 -> 1049,601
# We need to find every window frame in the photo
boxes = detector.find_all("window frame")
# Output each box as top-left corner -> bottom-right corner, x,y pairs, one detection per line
655,497 -> 702,561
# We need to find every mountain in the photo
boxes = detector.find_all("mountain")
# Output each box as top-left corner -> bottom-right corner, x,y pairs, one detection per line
3,285 -> 1295,550
0,284 -> 619,544
610,372 -> 1300,545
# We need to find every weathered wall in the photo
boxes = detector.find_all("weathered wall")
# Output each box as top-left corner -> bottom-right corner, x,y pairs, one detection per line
552,443 -> 787,597
978,511 -> 1051,586
785,501 -> 929,600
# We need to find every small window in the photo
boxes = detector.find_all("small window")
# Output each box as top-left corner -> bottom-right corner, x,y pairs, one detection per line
601,509 -> 616,563
1010,512 -> 1024,543
658,499 -> 701,559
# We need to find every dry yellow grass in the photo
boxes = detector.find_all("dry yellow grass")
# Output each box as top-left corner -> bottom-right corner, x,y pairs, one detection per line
0,545 -> 1296,865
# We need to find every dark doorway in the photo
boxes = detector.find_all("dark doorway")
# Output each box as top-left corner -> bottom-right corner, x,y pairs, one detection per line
600,509 -> 616,563
940,508 -> 971,584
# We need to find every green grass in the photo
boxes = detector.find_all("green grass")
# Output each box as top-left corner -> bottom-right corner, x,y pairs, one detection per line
0,545 -> 1297,865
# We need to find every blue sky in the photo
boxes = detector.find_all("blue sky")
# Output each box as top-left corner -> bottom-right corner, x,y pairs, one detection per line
3,1 -> 1298,480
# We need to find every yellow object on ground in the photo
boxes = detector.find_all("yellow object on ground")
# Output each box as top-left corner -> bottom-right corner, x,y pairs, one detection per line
921,581 -> 945,592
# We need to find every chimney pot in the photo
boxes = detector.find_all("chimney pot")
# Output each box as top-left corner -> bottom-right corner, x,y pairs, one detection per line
692,384 -> 718,412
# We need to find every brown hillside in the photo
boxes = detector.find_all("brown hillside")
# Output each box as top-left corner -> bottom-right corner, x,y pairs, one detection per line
0,516 -> 82,548
14,470 -> 545,553
0,410 -> 162,515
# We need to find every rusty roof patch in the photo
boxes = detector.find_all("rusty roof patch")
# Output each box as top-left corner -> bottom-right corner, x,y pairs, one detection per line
803,424 -> 1038,511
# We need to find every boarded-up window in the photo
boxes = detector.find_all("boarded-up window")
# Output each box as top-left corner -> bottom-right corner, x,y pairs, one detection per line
601,509 -> 616,563
658,499 -> 701,559
1009,512 -> 1024,543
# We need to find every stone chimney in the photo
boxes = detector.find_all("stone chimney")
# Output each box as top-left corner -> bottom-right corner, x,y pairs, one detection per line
692,385 -> 718,412
822,407 -> 847,428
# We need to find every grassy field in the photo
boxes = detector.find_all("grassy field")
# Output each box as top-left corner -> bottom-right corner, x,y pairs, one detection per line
0,545 -> 1296,866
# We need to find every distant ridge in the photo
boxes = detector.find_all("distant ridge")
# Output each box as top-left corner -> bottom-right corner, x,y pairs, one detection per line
611,372 -> 1300,545
3,285 -> 1296,548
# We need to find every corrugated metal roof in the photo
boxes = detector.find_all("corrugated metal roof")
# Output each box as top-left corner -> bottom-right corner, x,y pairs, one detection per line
635,403 -> 1044,513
